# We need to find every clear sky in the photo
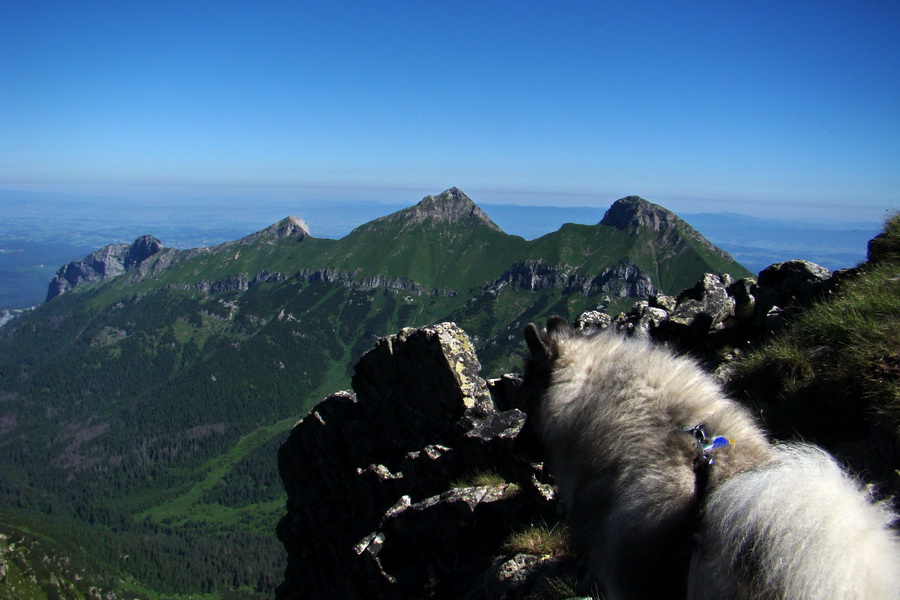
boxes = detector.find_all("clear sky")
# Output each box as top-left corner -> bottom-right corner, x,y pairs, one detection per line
1,1 -> 898,221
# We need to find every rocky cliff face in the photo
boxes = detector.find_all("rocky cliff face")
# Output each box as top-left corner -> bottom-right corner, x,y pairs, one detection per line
485,259 -> 657,298
46,238 -> 158,301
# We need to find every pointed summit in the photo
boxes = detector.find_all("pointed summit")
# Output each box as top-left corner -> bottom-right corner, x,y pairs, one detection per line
600,196 -> 681,233
233,215 -> 311,245
380,187 -> 502,232
600,195 -> 736,262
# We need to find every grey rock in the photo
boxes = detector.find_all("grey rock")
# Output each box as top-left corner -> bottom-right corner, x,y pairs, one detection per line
124,235 -> 163,270
486,259 -> 656,298
650,293 -> 677,312
277,323 -> 558,599
593,259 -> 657,298
0,309 -> 18,328
756,260 -> 832,307
47,243 -> 131,300
584,257 -> 845,370
668,273 -> 736,330
475,553 -> 581,600
575,310 -> 613,332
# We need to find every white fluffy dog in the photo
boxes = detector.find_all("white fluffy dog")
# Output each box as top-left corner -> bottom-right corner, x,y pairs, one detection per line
523,317 -> 899,600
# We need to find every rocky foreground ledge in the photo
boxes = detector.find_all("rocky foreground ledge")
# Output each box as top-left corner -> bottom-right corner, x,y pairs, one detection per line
276,259 -> 892,599
276,322 -> 560,599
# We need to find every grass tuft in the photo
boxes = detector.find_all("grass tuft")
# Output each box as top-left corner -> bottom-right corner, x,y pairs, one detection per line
503,523 -> 572,557
450,469 -> 509,489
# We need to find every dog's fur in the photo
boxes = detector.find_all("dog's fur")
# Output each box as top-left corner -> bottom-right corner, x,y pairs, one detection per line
523,317 -> 899,599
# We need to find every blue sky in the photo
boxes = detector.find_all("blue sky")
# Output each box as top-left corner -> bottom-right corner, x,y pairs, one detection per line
1,1 -> 898,221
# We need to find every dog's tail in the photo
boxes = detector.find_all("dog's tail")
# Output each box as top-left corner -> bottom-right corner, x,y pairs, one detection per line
696,444 -> 899,600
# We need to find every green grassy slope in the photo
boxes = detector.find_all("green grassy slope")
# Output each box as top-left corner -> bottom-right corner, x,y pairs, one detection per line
730,214 -> 900,444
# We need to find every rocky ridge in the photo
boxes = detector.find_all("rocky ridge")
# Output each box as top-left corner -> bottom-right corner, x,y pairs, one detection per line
45,216 -> 310,302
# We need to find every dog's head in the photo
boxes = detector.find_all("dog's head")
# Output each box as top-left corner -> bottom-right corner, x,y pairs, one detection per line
514,316 -> 576,458
523,315 -> 573,372
520,315 -> 575,407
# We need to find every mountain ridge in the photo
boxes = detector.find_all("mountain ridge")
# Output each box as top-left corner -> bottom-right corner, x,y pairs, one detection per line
43,188 -> 751,302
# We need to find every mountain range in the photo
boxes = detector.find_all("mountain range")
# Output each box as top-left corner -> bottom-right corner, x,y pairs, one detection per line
0,188 -> 751,598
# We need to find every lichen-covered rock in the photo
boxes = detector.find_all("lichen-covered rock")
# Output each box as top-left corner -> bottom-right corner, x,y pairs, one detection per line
475,553 -> 581,600
276,323 -> 558,600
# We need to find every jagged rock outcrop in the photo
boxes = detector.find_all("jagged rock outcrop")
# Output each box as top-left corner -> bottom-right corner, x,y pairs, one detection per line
277,323 -> 559,599
576,259 -> 848,370
47,241 -> 143,301
486,259 -> 657,298
124,234 -> 164,270
376,187 -> 502,232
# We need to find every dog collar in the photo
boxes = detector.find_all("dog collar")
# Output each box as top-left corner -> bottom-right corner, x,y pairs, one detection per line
682,424 -> 733,466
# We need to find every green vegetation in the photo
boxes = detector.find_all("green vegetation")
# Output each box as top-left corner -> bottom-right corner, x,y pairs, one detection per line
503,523 -> 572,558
731,214 -> 900,440
450,469 -> 516,490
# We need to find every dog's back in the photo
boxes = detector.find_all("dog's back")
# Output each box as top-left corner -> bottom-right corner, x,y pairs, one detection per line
523,318 -> 900,599
697,445 -> 900,600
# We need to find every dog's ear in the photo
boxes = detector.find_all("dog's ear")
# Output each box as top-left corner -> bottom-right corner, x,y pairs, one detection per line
546,315 -> 574,339
525,316 -> 572,365
524,322 -> 554,363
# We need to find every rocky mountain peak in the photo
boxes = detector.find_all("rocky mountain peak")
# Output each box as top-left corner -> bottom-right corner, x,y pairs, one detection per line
383,187 -> 502,231
47,235 -> 166,301
600,195 -> 736,263
125,235 -> 163,270
232,215 -> 311,246
260,216 -> 311,240
600,196 -> 680,232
